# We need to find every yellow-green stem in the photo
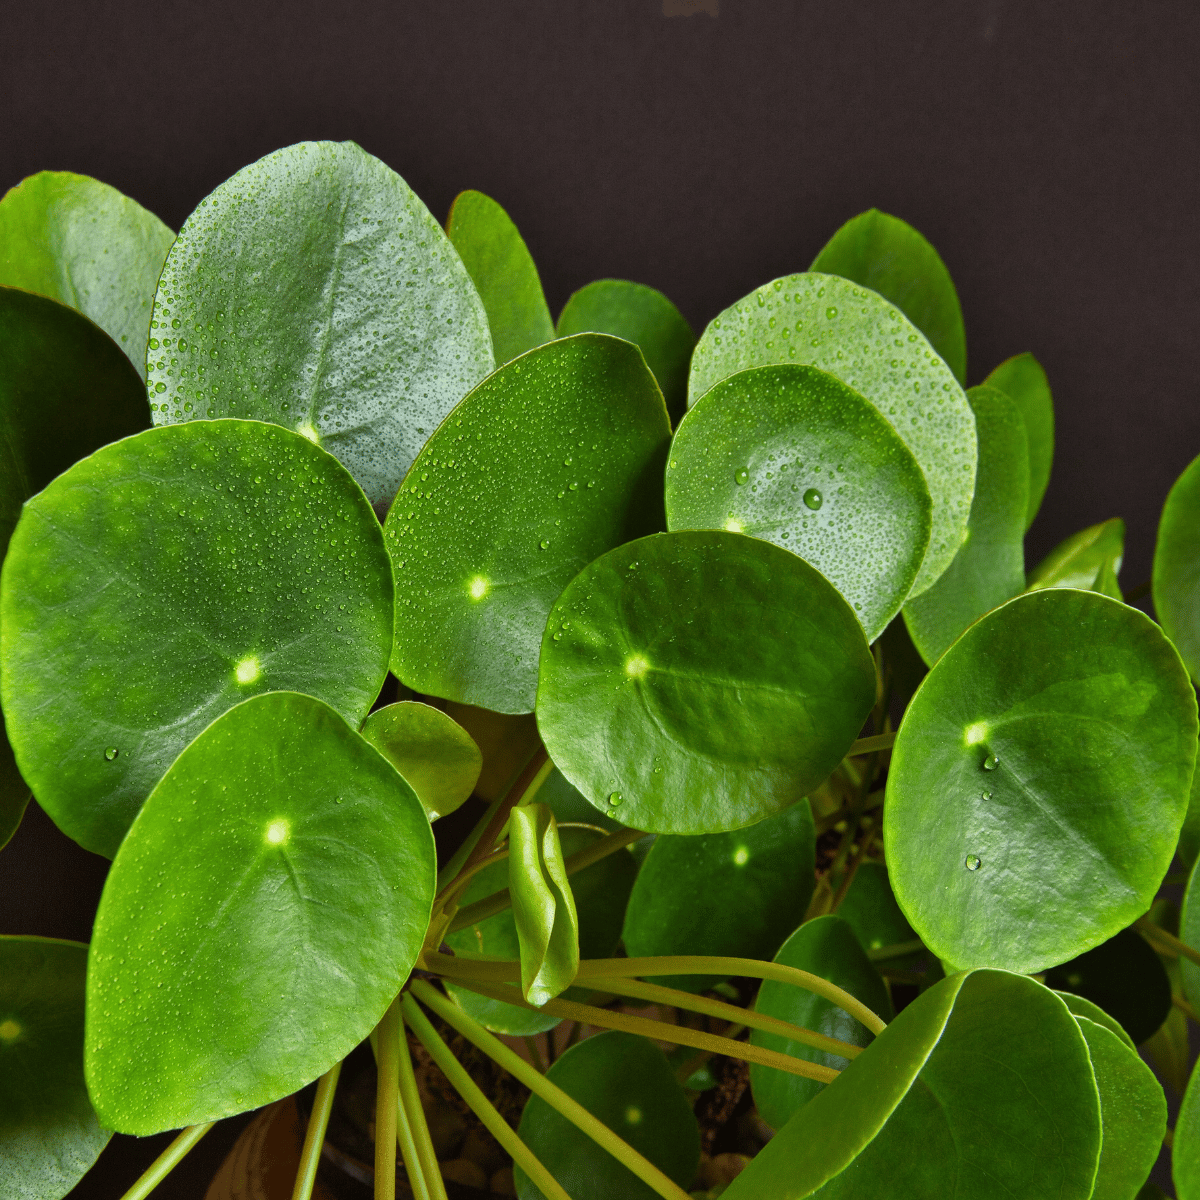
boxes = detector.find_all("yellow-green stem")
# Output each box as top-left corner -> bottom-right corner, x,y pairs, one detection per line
867,938 -> 925,961
375,997 -> 401,1200
409,980 -> 691,1200
1138,917 -> 1200,968
291,1062 -> 342,1200
397,1010 -> 446,1200
847,731 -> 896,756
118,1123 -> 215,1200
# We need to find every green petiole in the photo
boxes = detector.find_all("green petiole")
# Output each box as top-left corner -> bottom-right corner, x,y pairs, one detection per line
291,1060 -> 342,1200
117,1122 -> 215,1200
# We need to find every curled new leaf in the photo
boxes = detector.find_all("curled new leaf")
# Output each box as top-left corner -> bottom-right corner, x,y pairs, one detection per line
1029,517 -> 1125,596
508,802 -> 580,1007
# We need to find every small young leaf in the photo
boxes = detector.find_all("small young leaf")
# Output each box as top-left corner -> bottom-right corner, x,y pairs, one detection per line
85,692 -> 435,1134
621,800 -> 815,992
508,803 -> 580,1006
0,172 -> 174,378
886,589 -> 1197,975
386,334 -> 670,714
446,190 -> 554,366
666,363 -> 932,641
723,971 -> 1100,1200
902,384 -> 1028,666
1073,1015 -> 1166,1200
148,141 -> 494,510
536,530 -> 876,834
1029,517 -> 1125,594
360,701 -> 481,820
556,279 -> 695,424
515,1031 -> 700,1200
749,916 -> 893,1130
1,420 -> 393,857
0,937 -> 111,1199
984,352 -> 1055,529
1155,453 -> 1200,684
1044,927 -> 1172,1045
688,273 -> 976,595
810,208 -> 967,384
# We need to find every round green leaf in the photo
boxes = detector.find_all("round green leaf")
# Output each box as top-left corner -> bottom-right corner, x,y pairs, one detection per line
515,1031 -> 700,1200
621,800 -> 816,992
1074,1015 -> 1165,1200
0,937 -> 111,1199
360,701 -> 481,820
1044,927 -> 1172,1045
1176,1059 -> 1200,1199
85,692 -> 434,1134
0,171 -> 174,378
885,589 -> 1197,974
723,970 -> 1101,1200
665,364 -> 932,642
750,915 -> 893,1130
445,824 -> 637,1035
1155,453 -> 1200,684
836,861 -> 917,959
386,333 -> 670,713
446,190 -> 554,366
1055,991 -> 1137,1051
984,352 -> 1055,529
536,530 -> 876,834
556,279 -> 695,425
810,208 -> 967,385
1031,517 -> 1125,594
147,140 -> 493,510
1,419 -> 393,857
688,272 -> 976,596
902,384 -> 1028,666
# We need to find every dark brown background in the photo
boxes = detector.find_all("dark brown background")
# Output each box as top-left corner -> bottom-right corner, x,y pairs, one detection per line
3,1 -> 1198,1193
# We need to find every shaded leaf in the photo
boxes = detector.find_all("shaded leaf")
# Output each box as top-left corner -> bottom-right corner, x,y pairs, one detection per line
836,861 -> 918,960
1029,517 -> 1124,594
984,352 -> 1054,529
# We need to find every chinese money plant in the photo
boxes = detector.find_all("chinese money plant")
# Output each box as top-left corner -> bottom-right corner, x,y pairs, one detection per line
3,141 -> 1200,1200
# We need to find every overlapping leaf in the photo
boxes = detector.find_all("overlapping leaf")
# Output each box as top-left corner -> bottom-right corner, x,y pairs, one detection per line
984,352 -> 1055,528
1155,453 -> 1200,683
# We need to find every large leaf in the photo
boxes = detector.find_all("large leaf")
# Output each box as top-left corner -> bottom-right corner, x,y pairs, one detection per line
749,916 -> 893,1130
688,272 -> 976,595
724,970 -> 1100,1200
666,363 -> 932,641
85,692 -> 435,1134
514,1031 -> 699,1200
1,420 -> 393,857
0,937 -> 111,1199
621,800 -> 815,992
885,589 -> 1197,974
386,333 -> 669,713
1029,517 -> 1124,595
902,384 -> 1028,665
536,530 -> 876,834
147,140 -> 494,509
1155,453 -> 1200,684
360,701 -> 481,820
810,208 -> 966,384
983,352 -> 1054,529
446,190 -> 554,366
0,171 -> 174,378
556,279 -> 695,424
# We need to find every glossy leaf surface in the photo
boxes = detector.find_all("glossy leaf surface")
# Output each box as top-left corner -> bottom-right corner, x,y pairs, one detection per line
556,279 -> 695,424
1030,517 -> 1124,594
445,825 -> 637,1035
886,589 -> 1197,974
0,172 -> 174,377
1044,927 -> 1171,1045
902,384 -> 1028,665
0,937 -> 110,1199
537,530 -> 876,834
984,352 -> 1054,528
688,273 -> 976,595
621,800 -> 815,991
508,803 -> 579,1006
446,190 -> 554,366
666,364 -> 932,641
86,692 -> 435,1134
387,334 -> 670,713
810,208 -> 966,384
360,701 -> 481,820
750,916 -> 892,1130
515,1031 -> 699,1200
1155,454 -> 1200,683
724,970 -> 1100,1200
1,420 -> 392,857
148,141 -> 493,509
1074,1015 -> 1165,1200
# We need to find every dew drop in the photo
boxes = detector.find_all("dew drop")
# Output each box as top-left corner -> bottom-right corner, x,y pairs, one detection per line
983,753 -> 999,771
965,854 -> 982,871
735,467 -> 750,486
104,747 -> 119,762
608,792 -> 623,807
803,488 -> 823,510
